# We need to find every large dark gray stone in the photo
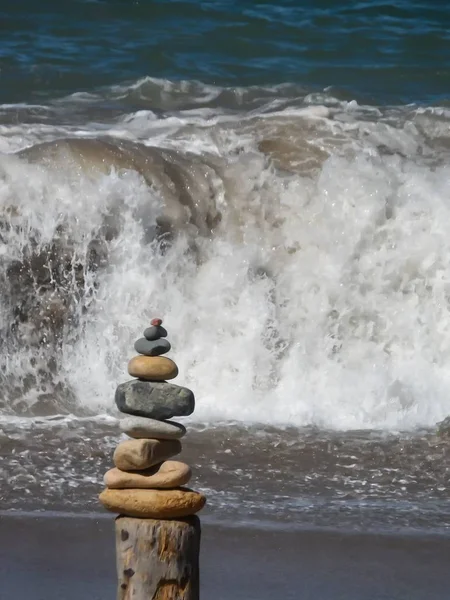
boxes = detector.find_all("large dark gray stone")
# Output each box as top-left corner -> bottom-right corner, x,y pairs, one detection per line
134,337 -> 171,356
115,380 -> 195,419
144,325 -> 168,340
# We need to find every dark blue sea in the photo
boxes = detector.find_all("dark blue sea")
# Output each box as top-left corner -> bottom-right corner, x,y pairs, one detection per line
0,0 -> 449,537
1,0 -> 450,104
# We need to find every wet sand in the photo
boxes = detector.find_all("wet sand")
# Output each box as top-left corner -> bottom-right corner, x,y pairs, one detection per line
0,513 -> 449,600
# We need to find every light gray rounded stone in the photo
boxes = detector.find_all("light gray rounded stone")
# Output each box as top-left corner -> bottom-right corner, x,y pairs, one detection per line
120,416 -> 186,440
134,337 -> 171,356
144,325 -> 168,340
115,380 -> 195,420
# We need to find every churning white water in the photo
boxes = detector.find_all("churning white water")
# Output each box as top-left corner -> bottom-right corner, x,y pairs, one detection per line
1,85 -> 450,430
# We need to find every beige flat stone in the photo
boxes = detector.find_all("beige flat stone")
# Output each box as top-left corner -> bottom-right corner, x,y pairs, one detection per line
104,461 -> 191,489
113,438 -> 181,471
99,487 -> 206,518
128,356 -> 178,381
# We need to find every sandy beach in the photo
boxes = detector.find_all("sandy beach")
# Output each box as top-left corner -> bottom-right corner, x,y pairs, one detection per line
1,513 -> 449,600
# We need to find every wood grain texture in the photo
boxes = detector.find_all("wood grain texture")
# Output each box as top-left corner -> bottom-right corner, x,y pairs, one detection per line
115,516 -> 200,600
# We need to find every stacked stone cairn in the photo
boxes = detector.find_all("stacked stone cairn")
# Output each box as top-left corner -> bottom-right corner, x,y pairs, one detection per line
99,318 -> 206,518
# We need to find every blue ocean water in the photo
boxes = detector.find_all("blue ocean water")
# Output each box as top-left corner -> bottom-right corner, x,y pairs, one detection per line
0,0 -> 449,104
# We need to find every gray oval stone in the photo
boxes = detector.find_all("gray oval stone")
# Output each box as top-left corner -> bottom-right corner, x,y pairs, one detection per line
144,325 -> 168,340
119,416 -> 186,439
134,337 -> 171,356
115,380 -> 195,420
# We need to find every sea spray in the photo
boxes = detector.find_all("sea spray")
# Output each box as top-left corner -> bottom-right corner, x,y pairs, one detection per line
1,94 -> 450,429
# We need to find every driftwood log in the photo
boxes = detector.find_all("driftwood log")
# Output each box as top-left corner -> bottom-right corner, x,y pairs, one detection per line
115,516 -> 201,600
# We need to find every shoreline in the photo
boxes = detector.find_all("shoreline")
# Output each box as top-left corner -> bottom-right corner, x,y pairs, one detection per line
1,418 -> 448,534
1,512 -> 449,600
2,508 -> 450,538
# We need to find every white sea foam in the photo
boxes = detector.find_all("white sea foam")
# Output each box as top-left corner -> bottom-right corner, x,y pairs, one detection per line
1,92 -> 450,430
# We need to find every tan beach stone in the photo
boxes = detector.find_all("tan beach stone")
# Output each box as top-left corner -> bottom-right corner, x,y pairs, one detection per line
128,355 -> 178,380
99,487 -> 206,518
113,438 -> 181,471
104,461 -> 191,489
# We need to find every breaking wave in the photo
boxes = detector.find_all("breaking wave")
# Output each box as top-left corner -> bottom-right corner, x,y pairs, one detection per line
1,78 -> 450,430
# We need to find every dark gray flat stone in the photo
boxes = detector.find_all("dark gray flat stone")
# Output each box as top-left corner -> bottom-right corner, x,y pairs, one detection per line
134,337 -> 171,356
144,325 -> 168,340
115,380 -> 195,419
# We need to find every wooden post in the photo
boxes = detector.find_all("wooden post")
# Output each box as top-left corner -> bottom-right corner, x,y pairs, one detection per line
115,515 -> 201,600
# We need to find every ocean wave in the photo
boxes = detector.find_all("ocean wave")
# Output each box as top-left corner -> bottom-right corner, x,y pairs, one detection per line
1,87 -> 450,430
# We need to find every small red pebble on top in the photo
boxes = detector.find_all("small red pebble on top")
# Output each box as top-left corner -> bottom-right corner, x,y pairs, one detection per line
150,318 -> 163,326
